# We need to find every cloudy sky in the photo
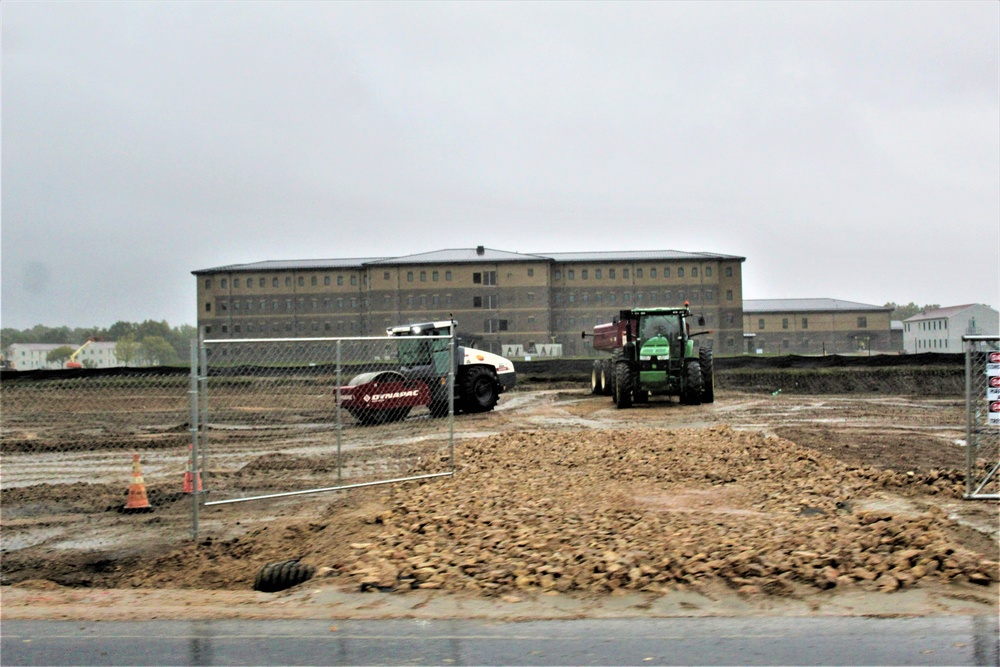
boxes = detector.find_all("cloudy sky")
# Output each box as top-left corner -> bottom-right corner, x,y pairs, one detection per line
2,1 -> 997,329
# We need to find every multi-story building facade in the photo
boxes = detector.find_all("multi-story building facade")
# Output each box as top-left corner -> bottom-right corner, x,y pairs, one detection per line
742,299 -> 894,355
902,304 -> 999,354
193,247 -> 746,356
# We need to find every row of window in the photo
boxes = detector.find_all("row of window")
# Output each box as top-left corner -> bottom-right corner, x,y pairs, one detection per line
914,338 -> 950,349
406,269 -> 456,283
208,321 -> 362,335
756,317 -> 868,330
208,288 -> 737,314
554,265 -> 734,281
205,264 -> 736,292
206,310 -> 737,338
207,269 -> 486,290
210,296 -> 364,313
554,289 -> 728,305
207,318 -> 511,336
905,320 -> 947,331
759,317 -> 811,330
207,275 -> 363,291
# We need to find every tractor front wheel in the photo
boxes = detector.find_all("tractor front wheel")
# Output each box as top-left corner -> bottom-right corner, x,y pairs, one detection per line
681,360 -> 703,406
614,362 -> 634,409
699,348 -> 715,404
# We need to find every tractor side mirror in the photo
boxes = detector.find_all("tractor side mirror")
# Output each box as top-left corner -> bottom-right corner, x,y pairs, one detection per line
698,315 -> 706,326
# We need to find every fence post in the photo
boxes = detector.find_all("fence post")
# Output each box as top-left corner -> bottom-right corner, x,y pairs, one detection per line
336,339 -> 343,485
189,339 -> 200,540
965,339 -> 974,498
448,324 -> 456,470
199,335 -> 208,490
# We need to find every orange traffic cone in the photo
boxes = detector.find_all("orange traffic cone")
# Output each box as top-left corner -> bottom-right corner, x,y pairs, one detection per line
123,453 -> 153,513
183,470 -> 203,493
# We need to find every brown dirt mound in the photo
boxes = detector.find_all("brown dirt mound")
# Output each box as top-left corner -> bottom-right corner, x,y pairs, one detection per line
113,427 -> 996,598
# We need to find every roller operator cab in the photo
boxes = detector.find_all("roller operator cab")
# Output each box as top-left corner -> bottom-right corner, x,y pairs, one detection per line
584,305 -> 714,409
387,321 -> 515,417
339,321 -> 515,425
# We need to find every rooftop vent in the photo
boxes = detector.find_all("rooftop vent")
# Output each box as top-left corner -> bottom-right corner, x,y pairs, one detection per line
476,245 -> 485,256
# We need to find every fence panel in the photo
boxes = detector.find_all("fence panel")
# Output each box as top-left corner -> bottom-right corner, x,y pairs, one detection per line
1,369 -> 194,546
197,335 -> 455,509
965,336 -> 1000,499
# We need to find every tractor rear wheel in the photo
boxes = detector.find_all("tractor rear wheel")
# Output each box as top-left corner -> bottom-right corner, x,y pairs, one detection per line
591,360 -> 604,395
614,362 -> 633,409
699,348 -> 715,404
460,366 -> 499,413
681,360 -> 703,405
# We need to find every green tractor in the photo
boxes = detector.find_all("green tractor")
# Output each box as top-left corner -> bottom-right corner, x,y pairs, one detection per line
584,305 -> 714,408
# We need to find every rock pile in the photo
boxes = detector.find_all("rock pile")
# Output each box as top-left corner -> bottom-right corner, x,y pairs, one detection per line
338,426 -> 997,596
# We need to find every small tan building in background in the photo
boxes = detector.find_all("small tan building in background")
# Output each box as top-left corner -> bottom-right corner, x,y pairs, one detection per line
742,299 -> 894,355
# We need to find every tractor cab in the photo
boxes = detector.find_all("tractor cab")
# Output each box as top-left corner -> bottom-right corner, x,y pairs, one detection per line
638,313 -> 683,360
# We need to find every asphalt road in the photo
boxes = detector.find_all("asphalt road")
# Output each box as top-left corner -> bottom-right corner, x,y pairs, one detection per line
3,616 -> 998,666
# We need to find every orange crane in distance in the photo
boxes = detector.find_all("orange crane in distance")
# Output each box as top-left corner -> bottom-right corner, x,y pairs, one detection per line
65,338 -> 101,369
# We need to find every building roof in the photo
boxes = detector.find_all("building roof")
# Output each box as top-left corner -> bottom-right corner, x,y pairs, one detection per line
193,258 -> 387,274
194,248 -> 746,274
743,298 -> 892,313
542,250 -> 746,262
903,304 -> 990,322
368,247 -> 550,265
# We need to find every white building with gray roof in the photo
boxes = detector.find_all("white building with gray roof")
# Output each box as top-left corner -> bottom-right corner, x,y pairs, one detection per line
902,304 -> 999,354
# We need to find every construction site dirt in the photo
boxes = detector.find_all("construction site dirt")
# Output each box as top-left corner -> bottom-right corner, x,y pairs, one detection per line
2,386 -> 998,621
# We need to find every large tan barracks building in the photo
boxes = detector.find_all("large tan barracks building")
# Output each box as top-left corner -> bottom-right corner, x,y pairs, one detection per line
194,247 -> 747,356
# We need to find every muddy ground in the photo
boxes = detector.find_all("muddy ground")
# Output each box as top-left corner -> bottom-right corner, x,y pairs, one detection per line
2,388 -> 998,620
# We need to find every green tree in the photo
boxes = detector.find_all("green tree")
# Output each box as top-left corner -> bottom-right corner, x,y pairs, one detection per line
115,335 -> 140,367
139,335 -> 179,366
107,321 -> 138,340
46,345 -> 75,366
885,302 -> 941,321
2,321 -> 197,363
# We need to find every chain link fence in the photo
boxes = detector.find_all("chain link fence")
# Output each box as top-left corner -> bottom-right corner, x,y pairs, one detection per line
2,344 -> 983,550
1,334 -> 456,543
195,336 -> 455,518
965,336 -> 1000,499
1,368 -> 194,547
1,368 -> 192,485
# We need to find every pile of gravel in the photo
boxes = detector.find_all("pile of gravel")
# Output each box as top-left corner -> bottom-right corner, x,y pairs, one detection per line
338,426 -> 997,596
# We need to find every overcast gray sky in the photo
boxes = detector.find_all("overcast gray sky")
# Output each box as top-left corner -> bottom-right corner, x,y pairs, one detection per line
2,1 -> 998,330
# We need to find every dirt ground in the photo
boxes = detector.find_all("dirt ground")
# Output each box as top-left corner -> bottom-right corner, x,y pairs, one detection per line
2,388 -> 998,620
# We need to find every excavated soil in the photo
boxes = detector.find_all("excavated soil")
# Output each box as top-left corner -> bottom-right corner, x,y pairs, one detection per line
2,389 -> 998,620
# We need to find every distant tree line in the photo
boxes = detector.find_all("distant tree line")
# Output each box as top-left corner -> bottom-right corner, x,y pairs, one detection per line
883,302 -> 941,321
1,321 -> 197,367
